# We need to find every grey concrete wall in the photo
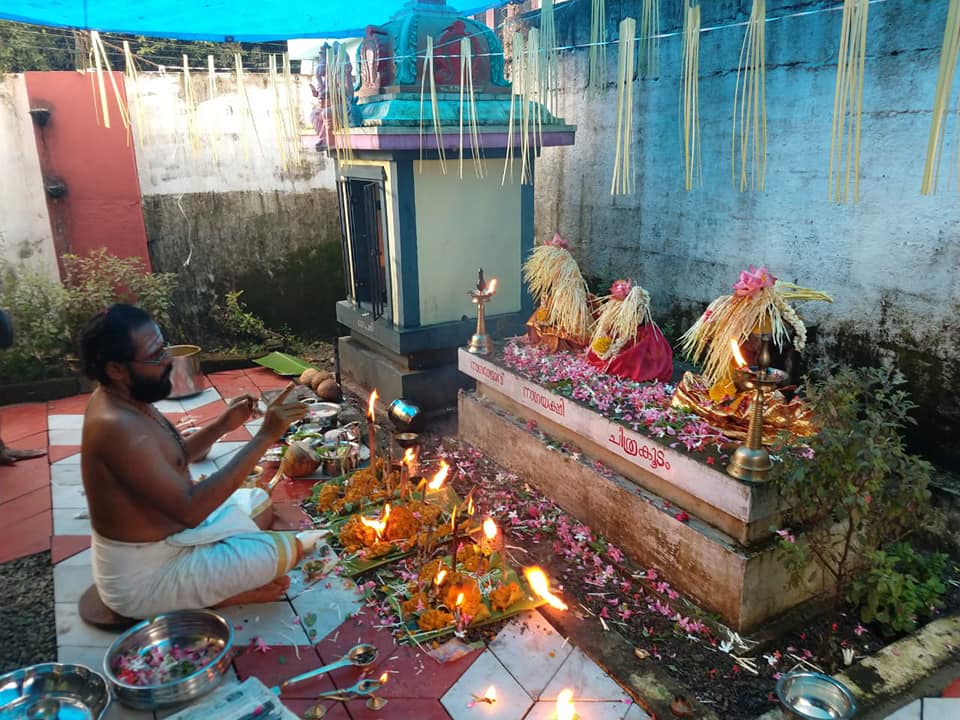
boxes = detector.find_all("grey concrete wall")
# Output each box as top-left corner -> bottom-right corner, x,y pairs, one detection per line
534,0 -> 960,468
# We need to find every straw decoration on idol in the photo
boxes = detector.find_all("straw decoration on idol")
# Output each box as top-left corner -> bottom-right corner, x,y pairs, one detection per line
681,2 -> 702,191
639,0 -> 661,78
589,0 -> 607,89
679,267 -> 832,389
611,17 -> 637,196
523,236 -> 592,340
828,0 -> 870,203
921,0 -> 960,195
732,0 -> 767,192
458,37 -> 484,179
590,281 -> 656,363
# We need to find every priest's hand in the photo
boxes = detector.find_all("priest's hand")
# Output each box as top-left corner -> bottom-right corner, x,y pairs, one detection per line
220,393 -> 260,432
260,383 -> 307,440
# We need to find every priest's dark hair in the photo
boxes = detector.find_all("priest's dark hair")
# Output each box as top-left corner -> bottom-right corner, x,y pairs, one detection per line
79,304 -> 154,384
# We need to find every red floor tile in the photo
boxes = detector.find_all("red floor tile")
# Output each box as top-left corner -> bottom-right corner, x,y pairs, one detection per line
8,430 -> 48,451
221,426 -> 253,442
0,403 -> 48,442
51,535 -> 92,564
0,486 -> 51,527
209,380 -> 261,398
361,643 -> 482,700
210,369 -> 253,380
270,479 -> 316,504
944,677 -> 960,697
47,394 -> 92,414
271,503 -> 312,531
48,446 -> 81,463
0,456 -> 50,503
233,644 -> 333,699
349,698 -> 451,719
316,617 -> 402,691
280,699 -> 351,720
0,509 -> 51,563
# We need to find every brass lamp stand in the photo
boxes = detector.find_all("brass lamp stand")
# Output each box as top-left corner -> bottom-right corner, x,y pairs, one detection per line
467,268 -> 497,355
726,335 -> 788,484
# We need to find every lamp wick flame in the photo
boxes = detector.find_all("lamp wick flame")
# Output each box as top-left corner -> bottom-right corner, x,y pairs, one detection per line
359,502 -> 391,540
487,278 -> 497,294
730,339 -> 748,369
427,460 -> 450,491
483,517 -> 497,540
368,389 -> 379,420
403,448 -> 416,464
557,688 -> 576,720
524,566 -> 568,611
378,672 -> 388,685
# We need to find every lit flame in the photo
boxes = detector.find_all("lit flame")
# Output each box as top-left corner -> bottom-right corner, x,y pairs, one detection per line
556,688 -> 575,720
524,566 -> 568,611
359,503 -> 391,540
455,592 -> 465,607
368,389 -> 379,421
483,685 -> 496,703
450,505 -> 458,531
487,278 -> 497,294
730,339 -> 748,369
403,448 -> 416,465
427,460 -> 450,491
466,494 -> 475,517
434,568 -> 448,586
483,517 -> 498,540
378,672 -> 389,685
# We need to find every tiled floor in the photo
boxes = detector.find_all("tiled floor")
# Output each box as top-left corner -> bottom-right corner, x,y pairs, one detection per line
3,368 -> 646,719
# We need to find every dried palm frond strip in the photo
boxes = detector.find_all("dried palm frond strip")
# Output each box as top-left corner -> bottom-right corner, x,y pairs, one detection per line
611,17 -> 637,195
680,2 -> 702,191
732,0 -> 766,192
419,36 -> 446,174
921,0 -> 960,195
328,43 -> 355,164
124,41 -> 147,147
539,0 -> 560,115
459,36 -> 484,178
639,0 -> 661,78
589,0 -> 607,89
828,0 -> 870,203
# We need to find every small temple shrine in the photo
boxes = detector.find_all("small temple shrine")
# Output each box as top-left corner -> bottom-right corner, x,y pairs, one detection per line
314,0 -> 576,410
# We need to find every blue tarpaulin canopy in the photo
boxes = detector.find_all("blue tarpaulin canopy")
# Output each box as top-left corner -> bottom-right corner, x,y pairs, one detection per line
0,1 -> 507,41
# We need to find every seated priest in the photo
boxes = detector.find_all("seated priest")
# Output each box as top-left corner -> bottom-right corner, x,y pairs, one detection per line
79,304 -> 313,619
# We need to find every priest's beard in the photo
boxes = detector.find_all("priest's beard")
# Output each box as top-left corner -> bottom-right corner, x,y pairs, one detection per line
129,365 -> 173,404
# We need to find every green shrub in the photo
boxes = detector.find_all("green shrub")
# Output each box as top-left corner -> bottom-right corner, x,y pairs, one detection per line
772,365 -> 935,612
848,542 -> 948,636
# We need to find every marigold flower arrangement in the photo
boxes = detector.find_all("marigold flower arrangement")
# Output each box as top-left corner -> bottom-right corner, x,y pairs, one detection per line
679,265 -> 832,391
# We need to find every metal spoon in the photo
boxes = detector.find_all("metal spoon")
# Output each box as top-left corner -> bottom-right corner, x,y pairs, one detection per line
270,643 -> 378,694
301,678 -> 385,719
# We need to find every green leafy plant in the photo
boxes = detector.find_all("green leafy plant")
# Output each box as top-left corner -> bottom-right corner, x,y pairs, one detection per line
848,543 -> 948,636
772,365 -> 935,612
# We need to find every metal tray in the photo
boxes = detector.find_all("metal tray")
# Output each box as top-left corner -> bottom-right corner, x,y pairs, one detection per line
0,663 -> 109,720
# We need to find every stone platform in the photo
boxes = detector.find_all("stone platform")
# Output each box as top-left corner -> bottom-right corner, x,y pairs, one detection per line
457,349 -> 826,631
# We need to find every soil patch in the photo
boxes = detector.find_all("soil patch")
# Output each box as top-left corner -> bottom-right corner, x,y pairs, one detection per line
0,552 -> 56,674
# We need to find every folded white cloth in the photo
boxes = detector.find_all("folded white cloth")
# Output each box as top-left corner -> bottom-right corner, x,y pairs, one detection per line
92,489 -> 298,619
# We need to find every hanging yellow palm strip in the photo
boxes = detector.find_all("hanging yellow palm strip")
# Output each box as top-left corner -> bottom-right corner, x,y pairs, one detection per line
123,41 -> 148,148
639,0 -> 661,78
89,31 -> 111,129
182,54 -> 203,156
205,55 -> 219,165
611,17 -> 636,195
234,53 -> 250,163
327,43 -> 354,164
282,53 -> 303,171
828,0 -> 870,203
268,55 -> 288,172
523,28 -> 543,179
588,0 -> 607,89
539,0 -> 560,115
680,2 -> 702,191
418,36 -> 446,174
732,0 -> 766,191
921,0 -> 960,195
502,32 -> 524,186
458,36 -> 484,179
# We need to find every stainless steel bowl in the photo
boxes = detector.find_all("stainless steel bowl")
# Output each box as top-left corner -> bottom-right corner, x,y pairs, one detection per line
776,672 -> 857,720
0,663 -> 110,719
103,610 -> 233,710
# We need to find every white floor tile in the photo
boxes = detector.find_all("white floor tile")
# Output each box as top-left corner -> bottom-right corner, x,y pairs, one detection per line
54,562 -> 94,603
189,459 -> 220,482
883,699 -> 922,719
922,698 -> 960,720
244,419 -> 264,436
55,603 -> 122,647
489,611 -> 573,700
53,508 -> 92,535
524,700 -> 633,720
442,649 -> 534,720
49,428 -> 83,446
52,453 -> 83,466
217,601 -> 309,646
622,703 -> 653,720
179,388 -> 222,412
288,576 -> 364,644
152,400 -> 185,415
51,463 -> 84,486
57,644 -> 108,672
49,414 -> 86,430
57,548 -> 92,567
540,648 -> 631,703
209,442 -> 248,463
52,482 -> 88,510
104,702 -> 157,719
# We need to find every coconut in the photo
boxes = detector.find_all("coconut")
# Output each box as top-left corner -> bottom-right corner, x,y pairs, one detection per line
310,370 -> 333,392
280,441 -> 320,478
299,368 -> 320,387
316,378 -> 341,401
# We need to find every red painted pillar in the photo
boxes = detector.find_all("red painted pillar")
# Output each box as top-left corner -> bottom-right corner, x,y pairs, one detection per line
23,71 -> 151,273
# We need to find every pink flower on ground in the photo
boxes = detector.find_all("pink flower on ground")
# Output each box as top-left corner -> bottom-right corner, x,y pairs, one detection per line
610,279 -> 633,300
732,265 -> 776,298
674,511 -> 690,523
854,624 -> 867,637
776,528 -> 796,544
252,636 -> 270,654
